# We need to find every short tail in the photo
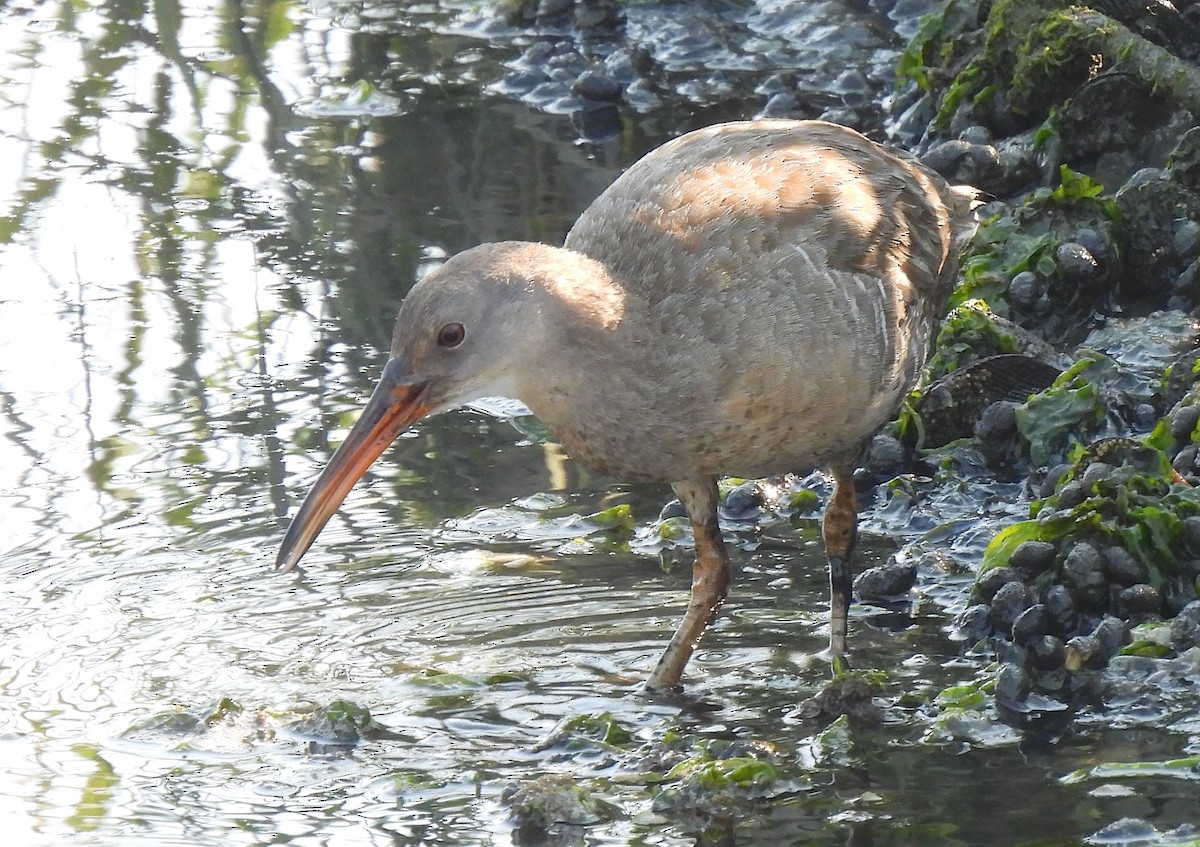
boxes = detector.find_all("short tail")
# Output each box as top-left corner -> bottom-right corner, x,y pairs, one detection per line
947,183 -> 984,253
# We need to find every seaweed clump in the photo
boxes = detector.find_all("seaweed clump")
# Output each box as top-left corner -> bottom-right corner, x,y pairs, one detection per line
960,433 -> 1200,725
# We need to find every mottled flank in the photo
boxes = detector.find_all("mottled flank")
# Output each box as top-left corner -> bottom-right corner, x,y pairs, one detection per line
554,120 -> 973,481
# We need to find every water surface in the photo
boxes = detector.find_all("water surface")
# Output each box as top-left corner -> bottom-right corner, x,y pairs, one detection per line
2,1 -> 1199,845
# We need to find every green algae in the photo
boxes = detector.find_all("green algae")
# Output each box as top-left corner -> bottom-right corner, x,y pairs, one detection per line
978,429 -> 1200,606
953,166 -> 1119,321
124,697 -> 245,736
788,488 -> 821,513
1121,621 -> 1175,658
1014,352 -> 1110,468
1062,756 -> 1200,784
909,0 -> 1120,129
586,503 -> 636,532
905,0 -> 1200,136
897,0 -> 980,93
652,740 -> 791,816
503,773 -> 607,831
536,711 -> 636,752
924,300 -> 1020,383
287,699 -> 374,744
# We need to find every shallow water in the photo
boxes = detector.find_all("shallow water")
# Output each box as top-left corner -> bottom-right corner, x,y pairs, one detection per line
3,1 -> 1200,845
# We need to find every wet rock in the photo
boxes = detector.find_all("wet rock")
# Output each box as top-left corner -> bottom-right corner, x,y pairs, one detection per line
1101,545 -> 1146,586
1175,259 -> 1200,305
1043,584 -> 1079,634
1008,540 -> 1056,580
532,0 -> 572,25
1091,0 -> 1200,60
502,773 -> 604,832
1116,176 -> 1200,299
992,133 -> 1042,194
795,674 -> 883,724
1067,670 -> 1105,704
958,124 -> 992,145
994,662 -> 1031,702
1055,480 -> 1088,511
1117,583 -> 1163,616
854,562 -> 917,600
573,0 -> 622,33
1036,463 -> 1072,499
1173,445 -> 1198,476
1075,228 -> 1112,267
1182,516 -> 1200,555
1169,127 -> 1200,194
755,73 -> 793,97
1028,635 -> 1067,671
1175,219 -> 1200,259
1171,600 -> 1200,649
1064,635 -> 1105,670
572,104 -> 622,141
720,481 -> 764,521
1056,241 -> 1100,283
1092,616 -> 1129,659
864,433 -> 907,478
287,700 -> 374,745
602,47 -> 646,85
975,566 -> 1023,603
1007,271 -> 1043,310
571,69 -> 622,102
1165,576 -> 1200,616
1124,167 -> 1167,191
759,92 -> 796,118
975,400 -> 1018,444
1169,404 -> 1200,441
957,603 -> 993,642
1061,542 -> 1107,608
979,88 -> 1024,138
1011,604 -> 1049,648
989,580 -> 1033,635
622,78 -> 661,112
516,41 -> 555,69
1059,72 -> 1167,165
922,139 -> 1004,187
995,690 -> 1075,735
993,637 -> 1028,668
1080,461 -> 1114,487
1029,663 -> 1067,695
976,400 -> 1024,469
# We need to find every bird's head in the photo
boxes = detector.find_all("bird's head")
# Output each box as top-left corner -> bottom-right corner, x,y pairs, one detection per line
274,241 -> 620,572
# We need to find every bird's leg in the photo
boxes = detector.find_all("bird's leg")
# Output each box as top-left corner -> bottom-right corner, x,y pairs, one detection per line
822,466 -> 858,675
646,477 -> 730,692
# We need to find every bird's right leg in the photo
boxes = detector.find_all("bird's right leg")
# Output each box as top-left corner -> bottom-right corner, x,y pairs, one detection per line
646,476 -> 730,692
822,465 -> 858,676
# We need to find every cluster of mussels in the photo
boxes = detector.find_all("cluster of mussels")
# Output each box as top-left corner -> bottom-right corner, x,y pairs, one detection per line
890,3 -> 1200,722
957,432 -> 1200,727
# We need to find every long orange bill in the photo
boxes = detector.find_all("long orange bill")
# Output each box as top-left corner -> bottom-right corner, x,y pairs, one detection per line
276,357 -> 432,572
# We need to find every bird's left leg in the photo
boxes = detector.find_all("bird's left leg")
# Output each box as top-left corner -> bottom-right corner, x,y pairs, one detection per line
646,476 -> 730,692
822,465 -> 857,675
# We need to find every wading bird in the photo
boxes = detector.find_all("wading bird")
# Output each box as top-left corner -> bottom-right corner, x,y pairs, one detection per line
276,119 -> 974,690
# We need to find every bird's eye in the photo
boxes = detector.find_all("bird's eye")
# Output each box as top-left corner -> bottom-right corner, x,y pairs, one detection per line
437,322 -> 466,348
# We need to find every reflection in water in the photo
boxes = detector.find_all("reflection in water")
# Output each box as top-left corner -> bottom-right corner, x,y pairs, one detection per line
1,1 -> 1198,845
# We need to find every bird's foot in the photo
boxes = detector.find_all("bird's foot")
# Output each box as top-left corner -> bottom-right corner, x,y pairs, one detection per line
641,676 -> 684,697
